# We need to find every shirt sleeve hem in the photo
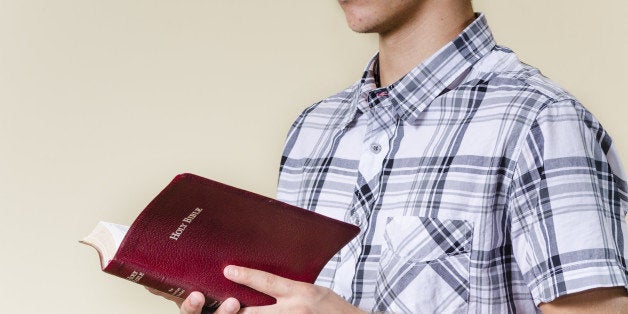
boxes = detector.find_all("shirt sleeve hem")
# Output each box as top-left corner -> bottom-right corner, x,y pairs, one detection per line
530,264 -> 628,306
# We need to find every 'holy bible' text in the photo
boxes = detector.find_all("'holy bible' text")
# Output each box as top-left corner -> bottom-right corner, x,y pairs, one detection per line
169,207 -> 204,240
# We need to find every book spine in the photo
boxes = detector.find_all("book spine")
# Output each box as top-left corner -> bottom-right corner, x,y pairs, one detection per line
105,259 -> 220,309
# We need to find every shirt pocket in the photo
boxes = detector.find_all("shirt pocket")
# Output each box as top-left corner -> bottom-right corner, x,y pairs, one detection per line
373,216 -> 473,314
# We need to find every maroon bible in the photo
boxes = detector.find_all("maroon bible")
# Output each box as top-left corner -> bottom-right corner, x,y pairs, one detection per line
81,173 -> 359,310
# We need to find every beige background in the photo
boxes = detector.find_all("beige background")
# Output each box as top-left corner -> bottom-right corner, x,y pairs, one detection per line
1,1 -> 626,313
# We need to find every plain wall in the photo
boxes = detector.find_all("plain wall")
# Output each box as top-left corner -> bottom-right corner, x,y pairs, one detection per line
1,1 -> 626,313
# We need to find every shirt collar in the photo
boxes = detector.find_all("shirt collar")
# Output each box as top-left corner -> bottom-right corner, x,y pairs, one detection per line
342,13 -> 496,128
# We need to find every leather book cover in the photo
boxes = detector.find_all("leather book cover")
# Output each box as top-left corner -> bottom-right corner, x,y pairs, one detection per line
97,173 -> 360,308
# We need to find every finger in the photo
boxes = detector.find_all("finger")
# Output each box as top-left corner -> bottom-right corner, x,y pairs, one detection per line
180,291 -> 205,314
223,265 -> 293,298
213,297 -> 241,314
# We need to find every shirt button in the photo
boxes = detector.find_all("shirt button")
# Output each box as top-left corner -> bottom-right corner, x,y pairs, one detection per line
370,143 -> 382,154
354,217 -> 362,225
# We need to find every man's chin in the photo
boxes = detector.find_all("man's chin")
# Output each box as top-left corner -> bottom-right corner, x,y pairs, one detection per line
345,21 -> 379,34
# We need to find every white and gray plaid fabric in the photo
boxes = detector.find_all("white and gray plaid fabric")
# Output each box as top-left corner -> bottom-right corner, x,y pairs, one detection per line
277,14 -> 628,313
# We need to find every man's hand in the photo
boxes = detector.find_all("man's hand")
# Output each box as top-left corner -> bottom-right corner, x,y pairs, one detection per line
221,265 -> 365,314
145,287 -> 241,314
149,265 -> 365,314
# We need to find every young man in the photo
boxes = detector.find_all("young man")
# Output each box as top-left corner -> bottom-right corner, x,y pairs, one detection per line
155,0 -> 628,312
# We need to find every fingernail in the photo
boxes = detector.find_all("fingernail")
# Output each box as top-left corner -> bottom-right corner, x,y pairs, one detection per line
224,265 -> 238,278
189,293 -> 201,307
223,298 -> 238,313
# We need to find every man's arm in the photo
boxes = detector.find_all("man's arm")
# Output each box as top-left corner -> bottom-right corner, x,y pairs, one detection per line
539,287 -> 628,313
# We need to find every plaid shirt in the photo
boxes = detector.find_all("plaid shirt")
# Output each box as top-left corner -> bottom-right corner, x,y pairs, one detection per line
277,14 -> 628,313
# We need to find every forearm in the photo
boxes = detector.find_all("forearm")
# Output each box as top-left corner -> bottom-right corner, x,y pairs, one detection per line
539,287 -> 628,314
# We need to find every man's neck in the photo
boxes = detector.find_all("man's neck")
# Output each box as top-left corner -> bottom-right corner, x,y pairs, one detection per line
377,2 -> 475,87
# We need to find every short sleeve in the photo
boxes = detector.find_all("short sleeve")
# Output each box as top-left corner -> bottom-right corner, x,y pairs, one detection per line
508,99 -> 628,305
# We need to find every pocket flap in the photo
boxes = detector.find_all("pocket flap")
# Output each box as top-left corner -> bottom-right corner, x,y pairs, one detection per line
384,217 -> 473,262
